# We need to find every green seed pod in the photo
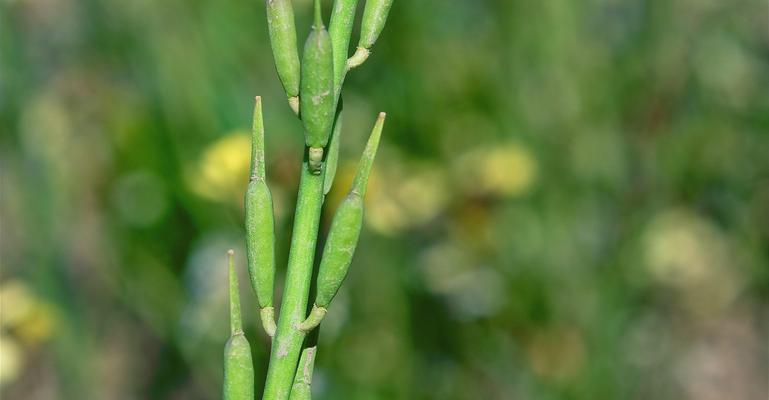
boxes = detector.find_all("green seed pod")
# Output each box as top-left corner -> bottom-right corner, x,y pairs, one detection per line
289,346 -> 317,399
328,0 -> 358,94
245,98 -> 276,314
323,103 -> 344,195
314,191 -> 363,308
313,112 -> 385,311
359,0 -> 394,50
301,0 -> 335,155
289,378 -> 311,400
223,250 -> 255,400
224,334 -> 254,400
245,180 -> 275,307
265,0 -> 301,102
347,0 -> 393,70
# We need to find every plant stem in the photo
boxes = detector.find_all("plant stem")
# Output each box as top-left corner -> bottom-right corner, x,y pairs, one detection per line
262,162 -> 326,400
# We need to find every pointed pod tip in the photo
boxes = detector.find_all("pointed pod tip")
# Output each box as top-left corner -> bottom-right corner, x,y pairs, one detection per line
227,248 -> 242,334
253,97 -> 263,114
350,112 -> 386,197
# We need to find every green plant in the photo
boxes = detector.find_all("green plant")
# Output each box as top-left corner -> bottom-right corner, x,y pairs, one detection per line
223,0 -> 393,399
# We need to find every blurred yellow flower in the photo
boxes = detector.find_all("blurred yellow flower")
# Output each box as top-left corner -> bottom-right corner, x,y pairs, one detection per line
0,280 -> 56,345
0,280 -> 34,327
455,142 -> 537,198
643,209 -> 743,315
366,162 -> 449,235
0,334 -> 22,386
0,280 -> 57,387
14,302 -> 56,346
186,131 -> 251,204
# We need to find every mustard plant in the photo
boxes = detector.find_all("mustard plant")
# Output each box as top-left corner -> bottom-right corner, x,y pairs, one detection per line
223,0 -> 393,398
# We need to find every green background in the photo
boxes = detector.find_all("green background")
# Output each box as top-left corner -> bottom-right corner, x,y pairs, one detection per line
2,0 -> 768,399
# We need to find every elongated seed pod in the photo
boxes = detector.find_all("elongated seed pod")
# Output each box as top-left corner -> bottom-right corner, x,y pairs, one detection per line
223,250 -> 255,400
347,0 -> 393,69
359,0 -> 394,50
245,180 -> 275,307
328,0 -> 358,94
301,0 -> 335,173
289,346 -> 317,400
315,193 -> 362,308
244,98 -> 277,337
265,0 -> 301,108
311,113 -> 385,318
323,102 -> 344,195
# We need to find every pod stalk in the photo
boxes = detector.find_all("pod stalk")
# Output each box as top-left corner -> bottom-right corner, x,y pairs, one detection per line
346,47 -> 370,70
298,305 -> 327,332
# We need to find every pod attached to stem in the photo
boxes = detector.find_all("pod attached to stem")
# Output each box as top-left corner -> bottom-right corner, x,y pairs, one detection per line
347,0 -> 394,70
288,345 -> 317,400
300,112 -> 385,331
323,101 -> 344,195
223,250 -> 255,400
265,0 -> 301,113
245,97 -> 277,337
301,0 -> 335,174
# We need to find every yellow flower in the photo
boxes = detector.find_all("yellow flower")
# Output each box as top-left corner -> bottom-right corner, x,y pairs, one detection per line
456,142 -> 537,197
187,131 -> 251,204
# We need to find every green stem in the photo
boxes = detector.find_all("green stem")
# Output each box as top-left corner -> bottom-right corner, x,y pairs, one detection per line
262,162 -> 326,400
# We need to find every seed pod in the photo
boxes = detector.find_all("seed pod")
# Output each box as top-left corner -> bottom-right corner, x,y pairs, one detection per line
245,180 -> 275,307
265,0 -> 301,103
359,0 -> 394,50
313,112 -> 385,311
289,346 -> 317,399
245,98 -> 276,313
347,0 -> 393,69
328,0 -> 358,94
223,250 -> 255,400
323,103 -> 344,195
301,0 -> 335,166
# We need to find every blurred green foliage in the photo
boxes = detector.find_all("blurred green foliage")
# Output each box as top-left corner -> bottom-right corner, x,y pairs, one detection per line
2,0 -> 768,399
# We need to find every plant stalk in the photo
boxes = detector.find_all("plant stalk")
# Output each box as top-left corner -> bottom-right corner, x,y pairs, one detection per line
262,162 -> 326,400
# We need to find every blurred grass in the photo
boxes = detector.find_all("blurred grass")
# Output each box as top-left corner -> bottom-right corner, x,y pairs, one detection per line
1,0 -> 768,399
